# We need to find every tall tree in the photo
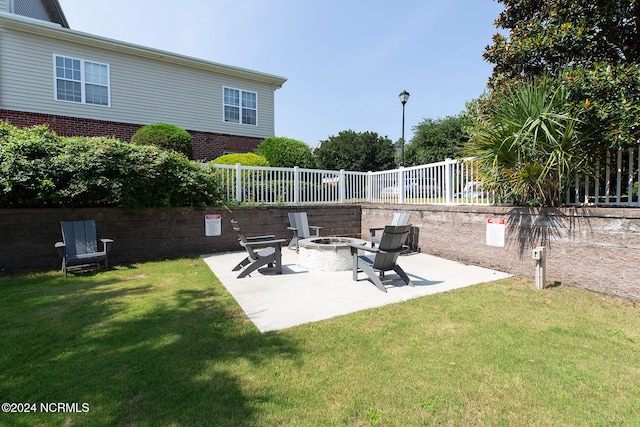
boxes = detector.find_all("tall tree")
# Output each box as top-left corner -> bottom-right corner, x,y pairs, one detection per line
314,130 -> 396,172
485,0 -> 640,89
404,115 -> 467,165
484,0 -> 640,149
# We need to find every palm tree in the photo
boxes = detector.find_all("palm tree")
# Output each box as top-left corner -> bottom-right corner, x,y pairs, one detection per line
465,76 -> 593,207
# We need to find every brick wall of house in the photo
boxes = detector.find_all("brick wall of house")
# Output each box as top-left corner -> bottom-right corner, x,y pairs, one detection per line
0,110 -> 263,161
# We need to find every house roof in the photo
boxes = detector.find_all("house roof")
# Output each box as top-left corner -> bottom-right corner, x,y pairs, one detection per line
0,10 -> 287,89
42,0 -> 69,28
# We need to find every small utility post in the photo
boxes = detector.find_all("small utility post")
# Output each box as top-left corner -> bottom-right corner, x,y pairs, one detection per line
532,246 -> 546,289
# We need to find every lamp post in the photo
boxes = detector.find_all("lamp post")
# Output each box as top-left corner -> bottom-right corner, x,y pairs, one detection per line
399,90 -> 410,166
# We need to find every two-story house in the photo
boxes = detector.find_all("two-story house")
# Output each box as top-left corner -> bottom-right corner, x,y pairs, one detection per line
0,0 -> 287,160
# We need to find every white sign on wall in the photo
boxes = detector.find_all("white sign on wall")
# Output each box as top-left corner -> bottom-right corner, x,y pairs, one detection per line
486,217 -> 506,247
205,214 -> 222,236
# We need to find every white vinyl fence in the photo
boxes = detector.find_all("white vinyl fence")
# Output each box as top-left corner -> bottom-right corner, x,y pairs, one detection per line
210,164 -> 367,204
566,147 -> 640,207
209,149 -> 640,207
208,158 -> 492,205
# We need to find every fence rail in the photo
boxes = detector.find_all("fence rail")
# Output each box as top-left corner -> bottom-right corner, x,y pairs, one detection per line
210,148 -> 639,207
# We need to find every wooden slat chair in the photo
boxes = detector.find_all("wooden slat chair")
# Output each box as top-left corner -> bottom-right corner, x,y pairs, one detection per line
55,220 -> 114,277
287,212 -> 322,252
231,219 -> 286,278
349,224 -> 413,293
369,212 -> 411,247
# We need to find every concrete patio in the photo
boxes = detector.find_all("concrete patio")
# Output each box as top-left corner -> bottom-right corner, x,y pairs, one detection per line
202,249 -> 511,333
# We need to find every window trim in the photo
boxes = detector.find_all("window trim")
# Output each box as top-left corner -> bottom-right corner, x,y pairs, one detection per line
223,86 -> 258,126
53,54 -> 111,107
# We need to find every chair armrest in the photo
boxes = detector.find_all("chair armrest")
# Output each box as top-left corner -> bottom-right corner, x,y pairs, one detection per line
287,227 -> 299,239
244,239 -> 286,248
100,239 -> 114,252
348,242 -> 380,254
309,226 -> 322,236
55,242 -> 66,258
348,242 -> 408,255
380,246 -> 409,254
369,227 -> 384,236
246,234 -> 276,241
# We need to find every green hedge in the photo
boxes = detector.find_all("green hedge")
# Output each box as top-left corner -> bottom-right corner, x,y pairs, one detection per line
210,152 -> 269,166
130,123 -> 193,159
256,136 -> 316,168
0,122 -> 222,209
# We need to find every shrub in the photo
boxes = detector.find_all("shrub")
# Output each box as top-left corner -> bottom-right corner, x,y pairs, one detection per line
0,121 -> 222,209
315,130 -> 396,172
464,76 -> 592,207
130,123 -> 193,159
210,152 -> 269,167
0,123 -> 63,207
256,136 -> 316,168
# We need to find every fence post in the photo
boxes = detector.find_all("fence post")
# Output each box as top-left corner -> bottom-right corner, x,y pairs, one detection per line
398,167 -> 405,204
627,149 -> 634,206
293,166 -> 300,204
635,146 -> 640,206
444,158 -> 453,205
339,169 -> 346,203
235,163 -> 243,203
367,171 -> 373,203
616,148 -> 623,204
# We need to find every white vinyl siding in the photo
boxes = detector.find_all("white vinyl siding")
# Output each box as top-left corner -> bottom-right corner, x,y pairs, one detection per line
0,19 -> 281,138
223,87 -> 257,126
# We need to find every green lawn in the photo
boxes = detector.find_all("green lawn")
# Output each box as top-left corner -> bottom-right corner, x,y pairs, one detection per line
1,258 -> 639,426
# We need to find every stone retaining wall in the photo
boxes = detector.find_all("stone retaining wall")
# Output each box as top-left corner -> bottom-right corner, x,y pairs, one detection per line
362,205 -> 640,301
2,204 -> 638,301
0,205 -> 361,273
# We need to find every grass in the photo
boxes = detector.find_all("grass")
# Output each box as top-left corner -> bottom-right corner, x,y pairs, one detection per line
1,258 -> 639,426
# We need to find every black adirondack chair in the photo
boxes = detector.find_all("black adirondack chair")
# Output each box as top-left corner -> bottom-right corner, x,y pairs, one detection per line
287,212 -> 322,252
55,220 -> 114,277
349,224 -> 413,292
369,212 -> 410,247
231,219 -> 285,278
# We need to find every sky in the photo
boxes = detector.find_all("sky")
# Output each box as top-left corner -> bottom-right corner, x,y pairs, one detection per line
57,0 -> 505,147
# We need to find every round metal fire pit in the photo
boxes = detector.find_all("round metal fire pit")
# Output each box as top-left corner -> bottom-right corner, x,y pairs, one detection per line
298,236 -> 366,271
